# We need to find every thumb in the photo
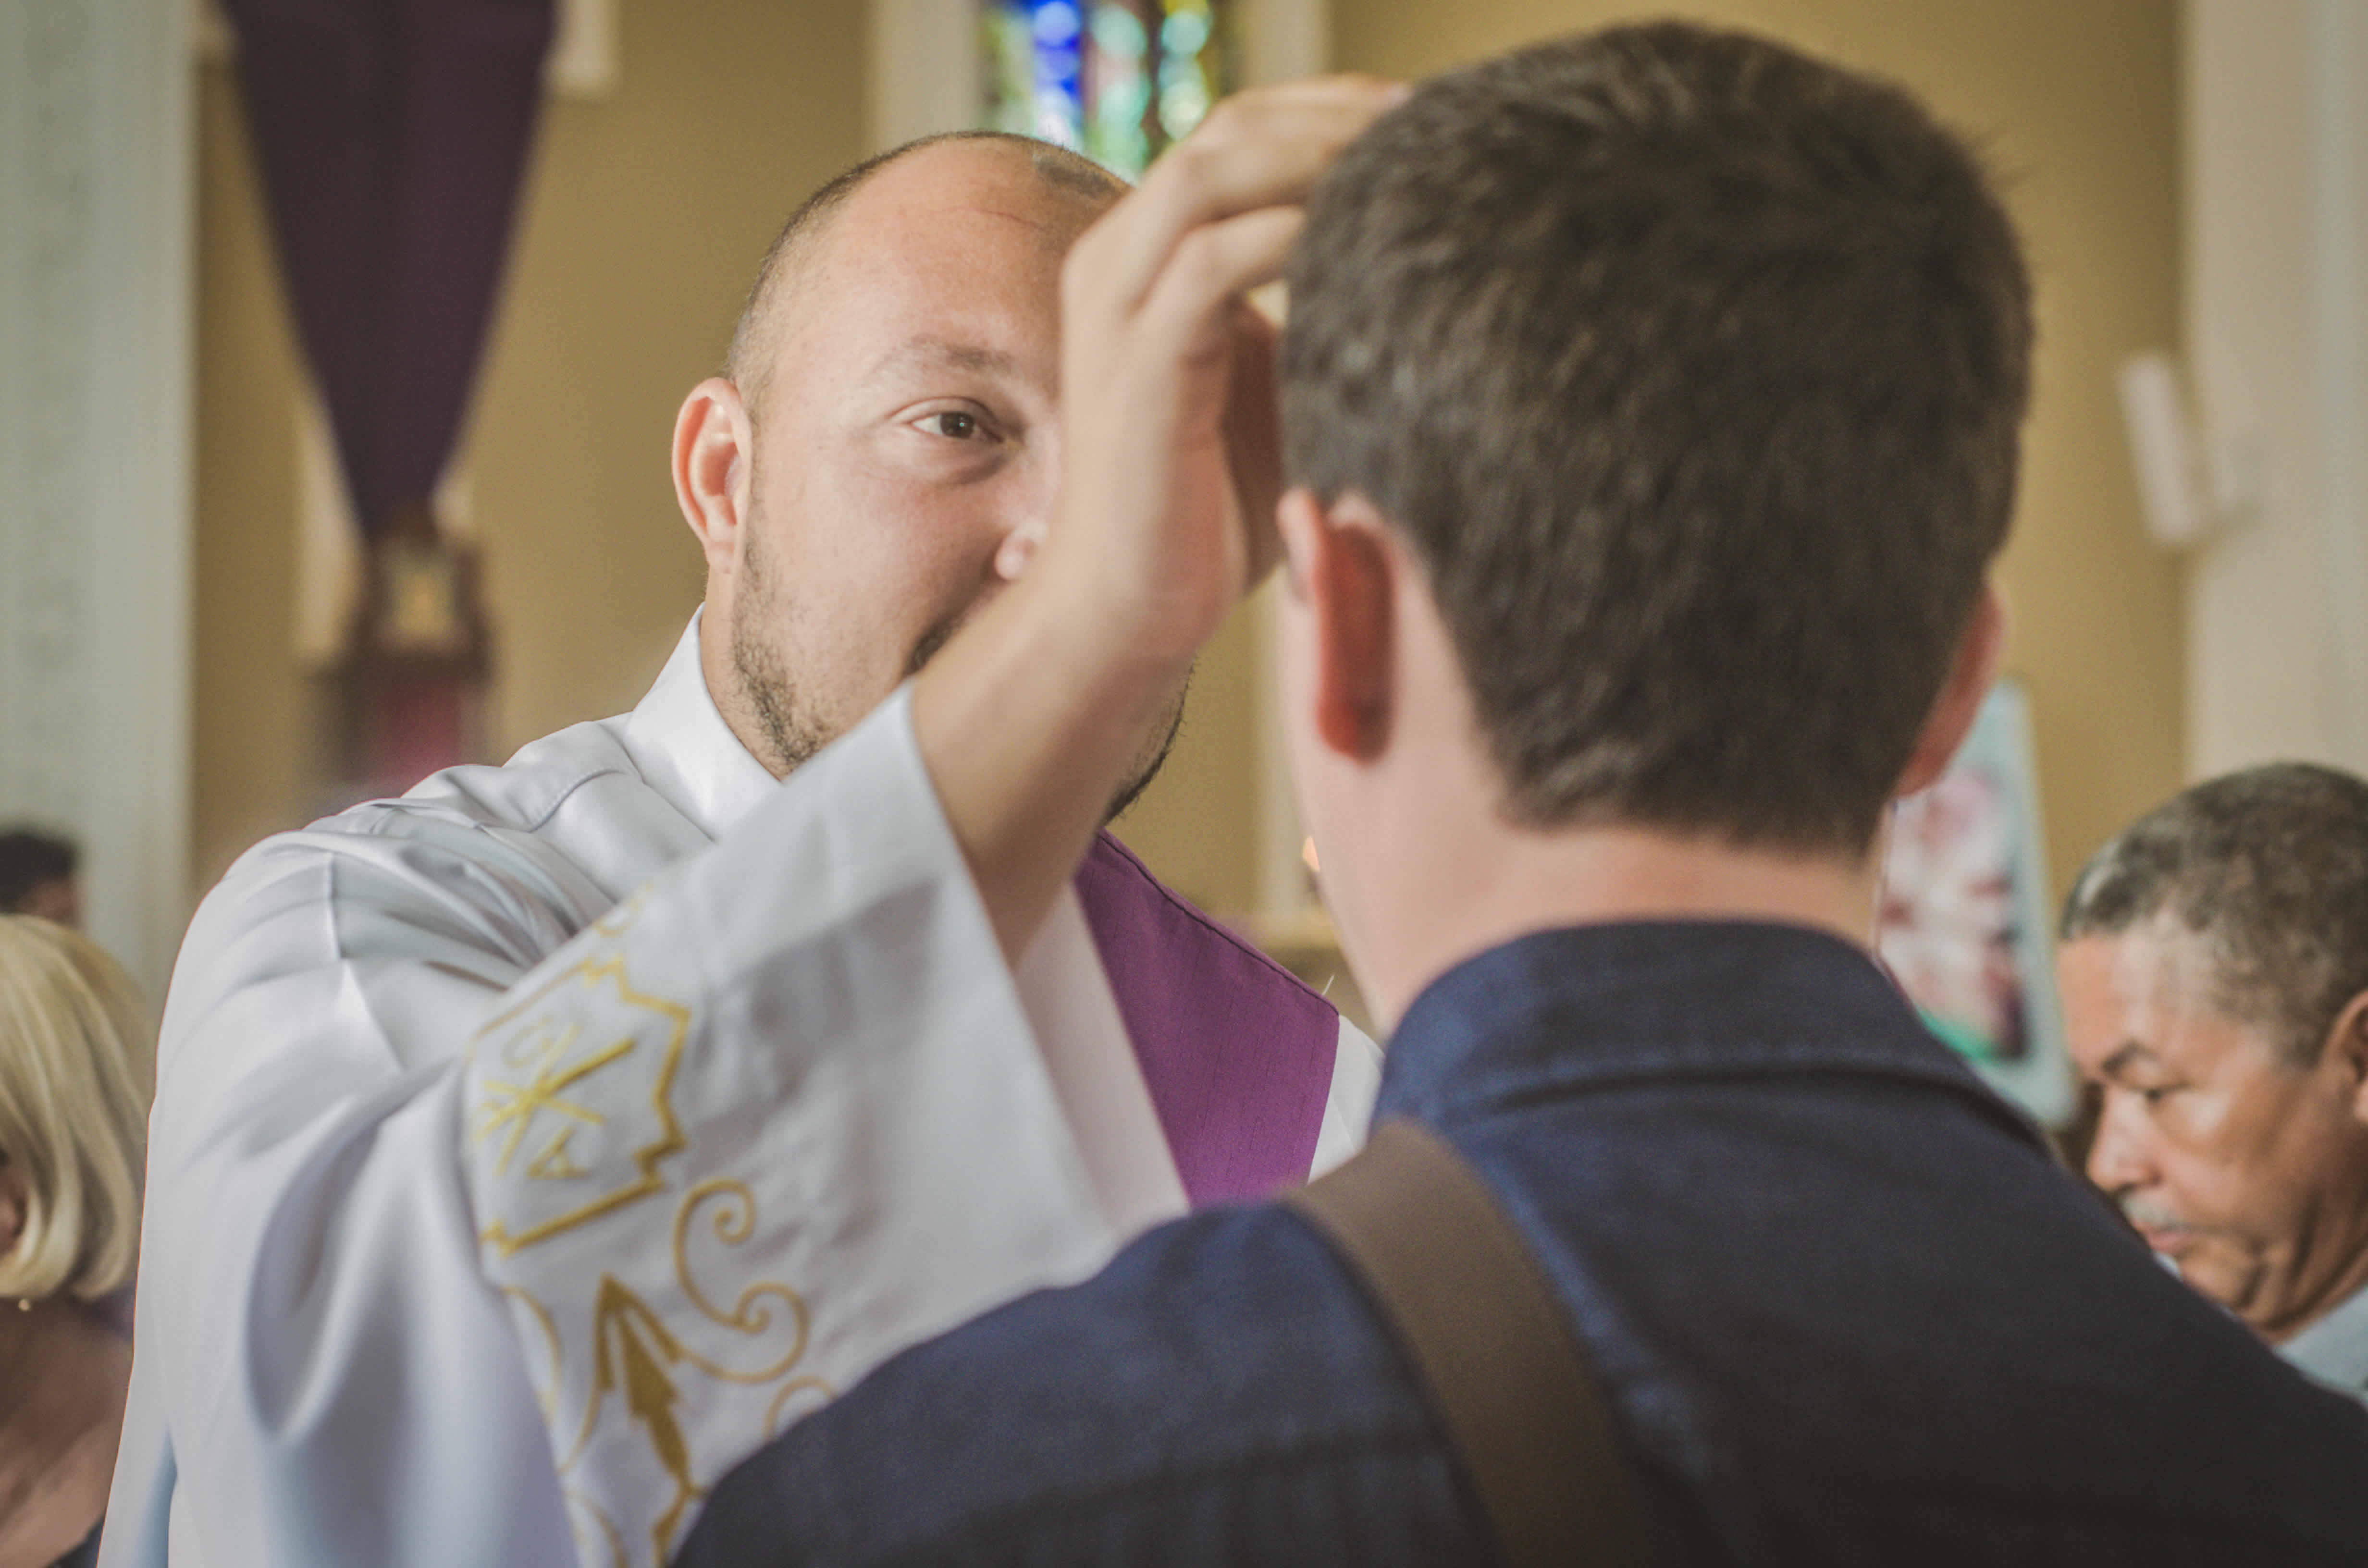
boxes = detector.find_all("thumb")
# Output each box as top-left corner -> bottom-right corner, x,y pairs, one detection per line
1225,303 -> 1285,587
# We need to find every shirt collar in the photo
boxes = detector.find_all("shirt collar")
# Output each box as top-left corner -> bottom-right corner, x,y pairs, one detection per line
617,612 -> 782,841
2281,1277 -> 2368,1396
1377,920 -> 2039,1147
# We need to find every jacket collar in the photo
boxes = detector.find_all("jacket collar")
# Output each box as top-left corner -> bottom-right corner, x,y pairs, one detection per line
1379,920 -> 2047,1153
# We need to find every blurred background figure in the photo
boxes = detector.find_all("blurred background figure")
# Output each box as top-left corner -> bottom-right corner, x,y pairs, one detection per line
2060,763 -> 2368,1402
0,917 -> 155,1568
0,833 -> 80,931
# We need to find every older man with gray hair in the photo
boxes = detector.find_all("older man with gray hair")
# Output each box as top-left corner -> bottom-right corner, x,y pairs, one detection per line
2060,762 -> 2368,1401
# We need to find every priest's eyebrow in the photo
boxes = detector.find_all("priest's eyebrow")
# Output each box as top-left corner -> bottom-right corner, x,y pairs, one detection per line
869,338 -> 1024,383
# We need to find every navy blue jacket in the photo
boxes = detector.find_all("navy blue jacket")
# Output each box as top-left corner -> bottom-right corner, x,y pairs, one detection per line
678,923 -> 2368,1565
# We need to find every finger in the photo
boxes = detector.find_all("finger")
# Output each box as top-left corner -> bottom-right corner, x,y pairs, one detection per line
1223,304 -> 1286,587
1125,206 -> 1307,387
1073,79 -> 1399,316
1063,76 -> 1396,259
1209,72 -> 1408,118
1129,87 -> 1389,289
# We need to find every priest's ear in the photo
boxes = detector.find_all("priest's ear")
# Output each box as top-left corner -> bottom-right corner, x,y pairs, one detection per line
1278,488 -> 1395,762
673,378 -> 757,576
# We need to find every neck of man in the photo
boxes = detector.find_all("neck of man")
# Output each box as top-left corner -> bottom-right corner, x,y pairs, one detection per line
2263,1210 -> 2368,1345
1346,807 -> 1881,1036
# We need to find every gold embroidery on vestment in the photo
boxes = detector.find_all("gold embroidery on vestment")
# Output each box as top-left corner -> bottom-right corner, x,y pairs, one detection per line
558,1188 -> 835,1562
468,906 -> 850,1563
471,951 -> 691,1258
566,1487 -> 631,1568
673,1180 -> 814,1379
472,1020 -> 624,1177
589,1276 -> 706,1563
527,1125 -> 592,1181
764,1372 -> 835,1439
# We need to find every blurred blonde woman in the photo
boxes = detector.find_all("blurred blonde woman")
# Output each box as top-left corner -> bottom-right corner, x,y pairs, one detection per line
0,918 -> 153,1568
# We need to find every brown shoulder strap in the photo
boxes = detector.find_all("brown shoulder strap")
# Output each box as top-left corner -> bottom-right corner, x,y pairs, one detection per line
1283,1119 -> 1656,1567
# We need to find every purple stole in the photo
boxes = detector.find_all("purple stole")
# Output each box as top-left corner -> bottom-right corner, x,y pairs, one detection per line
1073,832 -> 1343,1207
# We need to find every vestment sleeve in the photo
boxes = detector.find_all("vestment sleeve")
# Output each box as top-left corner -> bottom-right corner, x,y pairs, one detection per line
105,690 -> 1112,1568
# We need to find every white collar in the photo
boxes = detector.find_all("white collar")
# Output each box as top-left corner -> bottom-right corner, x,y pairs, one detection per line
2280,1273 -> 2368,1396
617,611 -> 782,842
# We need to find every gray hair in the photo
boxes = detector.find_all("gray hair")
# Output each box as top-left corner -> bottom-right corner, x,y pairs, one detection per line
2061,762 -> 2368,1065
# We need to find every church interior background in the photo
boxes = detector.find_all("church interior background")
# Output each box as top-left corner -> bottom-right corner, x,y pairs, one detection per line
3,0 -> 2363,1128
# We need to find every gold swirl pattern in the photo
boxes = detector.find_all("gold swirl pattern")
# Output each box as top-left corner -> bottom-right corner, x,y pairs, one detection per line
679,1179 -> 837,1441
765,1372 -> 835,1440
673,1180 -> 814,1379
545,1181 -> 840,1563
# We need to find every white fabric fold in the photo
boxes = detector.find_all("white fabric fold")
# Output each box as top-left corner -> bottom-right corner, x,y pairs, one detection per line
105,615 -> 1373,1568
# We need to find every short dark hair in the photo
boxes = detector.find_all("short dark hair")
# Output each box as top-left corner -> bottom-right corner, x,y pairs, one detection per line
0,829 -> 77,914
1281,23 -> 2033,854
725,132 -> 1125,413
2060,764 -> 2368,1066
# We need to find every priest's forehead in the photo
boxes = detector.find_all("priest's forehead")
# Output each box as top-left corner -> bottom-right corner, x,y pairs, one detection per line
727,134 -> 1125,415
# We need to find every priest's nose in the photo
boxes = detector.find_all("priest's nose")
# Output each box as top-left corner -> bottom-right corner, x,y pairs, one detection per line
990,439 -> 1059,581
993,508 -> 1050,580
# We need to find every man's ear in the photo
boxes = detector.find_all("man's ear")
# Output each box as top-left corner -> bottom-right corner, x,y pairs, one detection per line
2320,990 -> 2368,1125
1893,580 -> 2006,799
1278,488 -> 1394,761
673,378 -> 756,576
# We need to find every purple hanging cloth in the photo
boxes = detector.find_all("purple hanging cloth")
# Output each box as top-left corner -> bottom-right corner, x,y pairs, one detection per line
222,0 -> 556,538
1075,833 -> 1343,1206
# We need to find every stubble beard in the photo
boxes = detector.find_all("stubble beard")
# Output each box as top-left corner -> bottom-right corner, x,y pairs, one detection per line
728,517 -> 1191,820
729,525 -> 830,778
1105,679 -> 1188,824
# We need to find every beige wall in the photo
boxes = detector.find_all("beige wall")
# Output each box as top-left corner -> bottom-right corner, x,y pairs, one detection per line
195,0 -> 2184,916
2183,2 -> 2368,780
1326,0 -> 2186,897
195,65 -> 317,889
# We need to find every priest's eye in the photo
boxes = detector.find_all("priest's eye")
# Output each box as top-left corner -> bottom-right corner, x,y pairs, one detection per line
921,411 -> 983,441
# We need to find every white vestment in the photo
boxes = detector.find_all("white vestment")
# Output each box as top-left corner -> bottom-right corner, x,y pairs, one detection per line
104,618 -> 1379,1568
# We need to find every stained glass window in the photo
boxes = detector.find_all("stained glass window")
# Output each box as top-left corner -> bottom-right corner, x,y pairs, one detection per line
982,0 -> 1231,176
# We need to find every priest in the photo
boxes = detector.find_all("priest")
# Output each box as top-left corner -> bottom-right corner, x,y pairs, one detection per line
102,103 -> 1389,1568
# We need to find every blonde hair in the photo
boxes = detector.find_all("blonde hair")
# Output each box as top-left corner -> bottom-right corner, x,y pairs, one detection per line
0,917 -> 155,1301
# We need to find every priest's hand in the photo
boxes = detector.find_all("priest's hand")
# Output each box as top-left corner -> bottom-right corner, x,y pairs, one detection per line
914,75 -> 1402,961
1036,79 -> 1399,666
